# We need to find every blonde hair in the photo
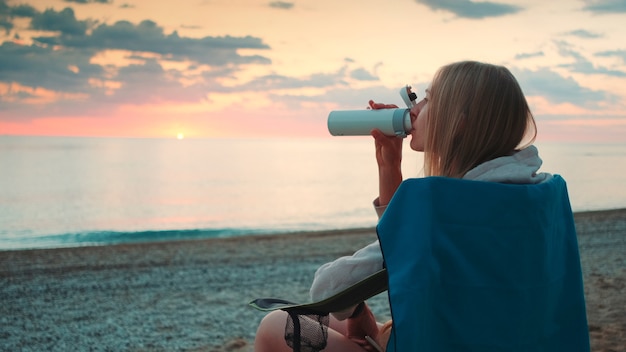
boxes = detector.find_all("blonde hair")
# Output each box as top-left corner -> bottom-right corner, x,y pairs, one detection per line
424,61 -> 536,177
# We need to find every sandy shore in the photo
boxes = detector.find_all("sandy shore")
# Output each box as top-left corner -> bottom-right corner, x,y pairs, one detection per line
1,208 -> 625,351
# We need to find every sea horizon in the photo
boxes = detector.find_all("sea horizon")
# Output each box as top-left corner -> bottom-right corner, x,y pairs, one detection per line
1,135 -> 625,251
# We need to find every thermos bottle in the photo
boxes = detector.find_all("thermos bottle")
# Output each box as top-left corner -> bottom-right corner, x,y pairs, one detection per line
327,85 -> 417,137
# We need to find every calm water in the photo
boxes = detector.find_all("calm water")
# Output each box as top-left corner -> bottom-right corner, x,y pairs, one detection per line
1,136 -> 625,250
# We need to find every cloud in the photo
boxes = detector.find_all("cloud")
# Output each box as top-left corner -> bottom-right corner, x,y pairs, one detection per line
0,53 -> 217,119
270,84 -> 401,110
7,3 -> 38,18
350,68 -> 378,81
33,18 -> 271,66
0,20 -> 12,35
562,60 -> 626,77
513,67 -> 616,109
30,7 -> 89,35
1,1 -> 37,33
103,58 -> 209,104
0,0 -> 367,120
595,49 -> 626,64
555,40 -> 626,77
0,3 -> 275,119
582,0 -> 626,14
269,1 -> 294,10
415,0 -> 522,19
235,64 -> 381,94
0,41 -> 102,93
515,51 -> 544,60
564,29 -> 603,39
237,69 -> 349,91
64,0 -> 112,4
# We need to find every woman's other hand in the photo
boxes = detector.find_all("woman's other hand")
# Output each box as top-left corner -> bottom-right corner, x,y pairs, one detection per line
368,100 -> 398,110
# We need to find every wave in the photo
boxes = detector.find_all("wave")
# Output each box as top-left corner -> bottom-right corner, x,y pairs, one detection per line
0,227 -> 288,251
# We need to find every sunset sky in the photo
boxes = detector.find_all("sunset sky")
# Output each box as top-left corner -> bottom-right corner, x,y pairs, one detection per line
1,0 -> 625,142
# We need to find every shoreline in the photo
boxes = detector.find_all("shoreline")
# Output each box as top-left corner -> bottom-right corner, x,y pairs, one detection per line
1,208 -> 625,351
2,207 -> 625,254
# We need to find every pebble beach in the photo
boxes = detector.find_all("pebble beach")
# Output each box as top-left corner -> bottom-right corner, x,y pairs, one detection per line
1,208 -> 625,351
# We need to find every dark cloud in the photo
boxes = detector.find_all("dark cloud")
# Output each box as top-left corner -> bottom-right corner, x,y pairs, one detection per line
9,4 -> 38,18
33,19 -> 270,66
415,0 -> 522,19
582,0 -> 626,14
104,58 -> 209,105
1,1 -> 37,33
0,3 -> 274,120
0,53 -> 217,119
30,7 -> 89,36
269,1 -> 294,10
0,19 -> 11,34
0,41 -> 102,92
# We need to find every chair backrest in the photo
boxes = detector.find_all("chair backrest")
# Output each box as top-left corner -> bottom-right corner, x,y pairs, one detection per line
377,175 -> 590,352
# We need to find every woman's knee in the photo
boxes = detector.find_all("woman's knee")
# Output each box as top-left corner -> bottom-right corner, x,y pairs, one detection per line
254,310 -> 291,352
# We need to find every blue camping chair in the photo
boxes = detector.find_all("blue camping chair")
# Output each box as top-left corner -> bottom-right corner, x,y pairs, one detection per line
251,175 -> 590,351
377,175 -> 590,351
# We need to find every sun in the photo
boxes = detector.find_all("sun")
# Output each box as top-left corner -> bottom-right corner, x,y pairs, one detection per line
177,133 -> 184,140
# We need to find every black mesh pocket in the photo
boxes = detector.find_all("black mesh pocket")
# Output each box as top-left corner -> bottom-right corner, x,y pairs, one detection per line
284,309 -> 329,352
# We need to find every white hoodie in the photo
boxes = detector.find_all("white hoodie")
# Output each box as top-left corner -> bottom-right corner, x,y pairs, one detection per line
309,145 -> 552,319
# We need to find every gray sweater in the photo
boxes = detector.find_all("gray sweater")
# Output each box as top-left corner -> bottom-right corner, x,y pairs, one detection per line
309,145 -> 551,319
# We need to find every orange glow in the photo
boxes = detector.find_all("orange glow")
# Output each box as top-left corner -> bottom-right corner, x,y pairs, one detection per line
2,106 -> 624,143
0,108 -> 251,138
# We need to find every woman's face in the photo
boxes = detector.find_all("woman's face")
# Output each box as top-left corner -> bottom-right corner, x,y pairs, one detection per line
409,88 -> 430,151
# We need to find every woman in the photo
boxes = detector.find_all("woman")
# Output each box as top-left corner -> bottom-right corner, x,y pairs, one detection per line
254,61 -> 549,351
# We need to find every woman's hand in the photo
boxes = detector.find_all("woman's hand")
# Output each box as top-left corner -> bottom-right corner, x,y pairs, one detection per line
347,303 -> 380,352
368,100 -> 403,205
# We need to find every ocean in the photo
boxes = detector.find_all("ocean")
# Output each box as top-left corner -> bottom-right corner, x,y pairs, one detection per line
1,136 -> 625,250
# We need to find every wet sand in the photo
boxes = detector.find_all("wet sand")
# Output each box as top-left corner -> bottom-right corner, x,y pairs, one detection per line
1,208 -> 624,351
